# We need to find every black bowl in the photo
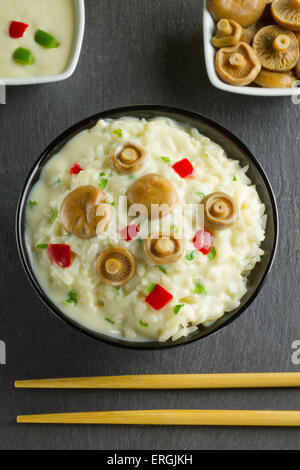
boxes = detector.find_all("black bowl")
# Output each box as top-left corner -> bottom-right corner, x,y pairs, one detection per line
16,105 -> 278,349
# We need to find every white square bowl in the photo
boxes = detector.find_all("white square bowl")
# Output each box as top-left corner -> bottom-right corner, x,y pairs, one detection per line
203,0 -> 300,96
1,0 -> 85,86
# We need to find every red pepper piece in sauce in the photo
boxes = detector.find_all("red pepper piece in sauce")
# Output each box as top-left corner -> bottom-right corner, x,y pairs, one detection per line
193,230 -> 214,255
172,158 -> 195,178
48,244 -> 71,268
120,224 -> 139,242
145,284 -> 173,311
70,163 -> 83,175
9,21 -> 29,38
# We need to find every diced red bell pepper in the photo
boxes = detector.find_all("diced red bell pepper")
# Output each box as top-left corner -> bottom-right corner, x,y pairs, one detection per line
9,21 -> 29,38
193,230 -> 214,255
70,163 -> 83,175
48,244 -> 71,268
172,158 -> 195,178
120,224 -> 139,242
145,284 -> 173,311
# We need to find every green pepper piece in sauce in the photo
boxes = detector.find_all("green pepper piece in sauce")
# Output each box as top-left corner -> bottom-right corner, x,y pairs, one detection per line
34,29 -> 60,48
13,47 -> 35,65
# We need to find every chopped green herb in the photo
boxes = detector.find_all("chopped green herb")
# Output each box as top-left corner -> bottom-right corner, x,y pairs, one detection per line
194,281 -> 207,295
128,174 -> 135,180
98,177 -> 108,189
208,246 -> 217,262
52,178 -> 61,188
113,129 -> 123,138
51,209 -> 58,223
137,237 -> 143,245
64,233 -> 71,237
233,175 -> 237,181
110,201 -> 115,206
161,156 -> 171,163
35,29 -> 60,48
155,265 -> 167,275
185,251 -> 196,261
115,286 -> 121,296
65,289 -> 77,305
139,320 -> 149,327
147,283 -> 156,294
13,47 -> 35,65
28,200 -> 37,210
195,191 -> 205,199
202,152 -> 209,158
171,224 -> 180,233
36,244 -> 48,250
100,172 -> 106,176
173,304 -> 184,315
105,317 -> 115,325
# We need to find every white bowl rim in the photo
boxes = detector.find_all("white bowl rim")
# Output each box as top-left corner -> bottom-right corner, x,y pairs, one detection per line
203,0 -> 300,97
0,0 -> 85,86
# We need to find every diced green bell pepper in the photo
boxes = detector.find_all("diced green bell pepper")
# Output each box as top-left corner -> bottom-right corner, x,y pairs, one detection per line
13,47 -> 35,65
34,29 -> 60,48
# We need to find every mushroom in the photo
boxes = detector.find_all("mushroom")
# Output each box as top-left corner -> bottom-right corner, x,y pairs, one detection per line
254,68 -> 297,86
96,247 -> 136,286
212,19 -> 243,47
253,25 -> 299,71
60,185 -> 107,239
207,0 -> 270,28
96,203 -> 113,236
127,174 -> 178,219
202,192 -> 239,231
271,0 -> 300,31
240,24 -> 259,45
215,42 -> 261,86
143,232 -> 184,265
296,59 -> 300,79
111,142 -> 147,173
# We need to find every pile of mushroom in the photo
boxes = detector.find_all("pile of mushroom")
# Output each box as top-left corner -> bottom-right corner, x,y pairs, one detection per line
208,0 -> 300,87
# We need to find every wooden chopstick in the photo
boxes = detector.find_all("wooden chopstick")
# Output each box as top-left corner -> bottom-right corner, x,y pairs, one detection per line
17,409 -> 300,426
14,373 -> 300,389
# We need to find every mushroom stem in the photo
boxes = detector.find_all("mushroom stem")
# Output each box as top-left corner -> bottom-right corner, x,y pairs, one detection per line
229,53 -> 245,68
105,258 -> 121,275
273,34 -> 291,52
217,19 -> 233,36
211,201 -> 229,217
120,148 -> 138,164
292,0 -> 300,8
154,238 -> 175,256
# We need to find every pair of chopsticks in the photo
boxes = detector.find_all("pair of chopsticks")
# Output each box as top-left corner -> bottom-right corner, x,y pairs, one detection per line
16,373 -> 300,426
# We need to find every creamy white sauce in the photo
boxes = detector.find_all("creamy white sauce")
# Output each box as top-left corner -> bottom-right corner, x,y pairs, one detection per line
26,118 -> 266,342
0,0 -> 74,78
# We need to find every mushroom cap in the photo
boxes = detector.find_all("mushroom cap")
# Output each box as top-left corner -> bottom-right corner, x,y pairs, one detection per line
255,68 -> 297,86
202,192 -> 239,230
60,185 -> 106,239
215,42 -> 261,86
240,25 -> 258,45
253,25 -> 299,71
127,174 -> 178,219
271,0 -> 300,31
111,142 -> 147,173
208,0 -> 269,27
143,232 -> 184,265
96,246 -> 136,286
212,19 -> 243,48
296,58 -> 300,79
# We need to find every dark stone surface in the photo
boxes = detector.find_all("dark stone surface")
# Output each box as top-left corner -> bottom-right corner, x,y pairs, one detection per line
0,0 -> 299,450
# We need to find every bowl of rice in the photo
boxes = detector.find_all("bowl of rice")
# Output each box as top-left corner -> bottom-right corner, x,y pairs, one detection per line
16,105 -> 278,349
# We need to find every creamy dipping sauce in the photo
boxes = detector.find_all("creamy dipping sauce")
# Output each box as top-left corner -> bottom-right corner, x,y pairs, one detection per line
26,118 -> 266,343
0,0 -> 74,78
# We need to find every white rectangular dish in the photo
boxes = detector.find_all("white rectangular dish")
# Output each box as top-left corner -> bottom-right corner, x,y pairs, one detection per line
203,0 -> 300,97
1,0 -> 85,86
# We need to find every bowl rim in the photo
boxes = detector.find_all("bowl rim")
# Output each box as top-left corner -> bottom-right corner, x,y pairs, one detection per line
203,0 -> 300,97
1,0 -> 85,86
16,104 -> 279,350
